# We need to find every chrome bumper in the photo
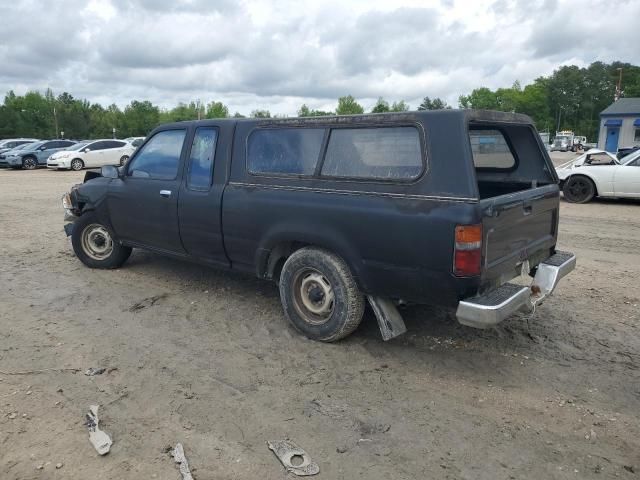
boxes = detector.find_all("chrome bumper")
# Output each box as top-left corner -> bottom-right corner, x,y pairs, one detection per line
456,251 -> 576,329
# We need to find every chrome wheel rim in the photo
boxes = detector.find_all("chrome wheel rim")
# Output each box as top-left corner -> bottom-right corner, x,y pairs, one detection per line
292,269 -> 335,324
24,158 -> 36,169
81,224 -> 113,261
120,156 -> 128,166
71,159 -> 83,171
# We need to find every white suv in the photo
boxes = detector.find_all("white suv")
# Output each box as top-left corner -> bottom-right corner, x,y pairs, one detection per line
47,139 -> 135,171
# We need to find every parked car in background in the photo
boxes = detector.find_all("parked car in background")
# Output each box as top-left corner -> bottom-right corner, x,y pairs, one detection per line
0,140 -> 76,169
556,148 -> 640,202
46,141 -> 90,170
47,139 -> 135,170
124,137 -> 145,148
0,138 -> 39,155
617,145 -> 640,160
0,142 -> 34,167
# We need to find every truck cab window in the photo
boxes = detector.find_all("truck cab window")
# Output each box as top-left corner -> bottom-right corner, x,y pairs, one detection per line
187,127 -> 217,190
127,129 -> 186,180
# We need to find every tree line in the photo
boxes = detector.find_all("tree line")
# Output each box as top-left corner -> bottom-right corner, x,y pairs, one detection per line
1,60 -> 638,141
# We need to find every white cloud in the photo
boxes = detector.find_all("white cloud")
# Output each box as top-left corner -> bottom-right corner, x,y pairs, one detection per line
0,0 -> 638,115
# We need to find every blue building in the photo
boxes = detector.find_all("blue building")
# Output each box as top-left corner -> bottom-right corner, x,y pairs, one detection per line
598,97 -> 640,152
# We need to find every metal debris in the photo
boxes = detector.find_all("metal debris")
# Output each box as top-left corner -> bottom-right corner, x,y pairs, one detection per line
267,440 -> 319,476
171,443 -> 194,480
85,405 -> 112,455
84,367 -> 106,376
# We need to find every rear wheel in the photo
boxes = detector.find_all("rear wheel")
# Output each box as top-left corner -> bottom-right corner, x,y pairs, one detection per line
563,176 -> 595,203
70,158 -> 84,171
22,156 -> 37,170
71,213 -> 132,269
279,247 -> 364,342
119,155 -> 129,166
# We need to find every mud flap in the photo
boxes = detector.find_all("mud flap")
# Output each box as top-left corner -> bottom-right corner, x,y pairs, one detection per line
367,296 -> 407,341
64,222 -> 75,237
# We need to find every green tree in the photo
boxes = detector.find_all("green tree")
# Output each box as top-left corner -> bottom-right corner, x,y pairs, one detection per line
371,97 -> 390,113
458,87 -> 500,110
123,100 -> 160,137
417,97 -> 450,110
298,104 -> 333,117
336,95 -> 364,115
390,100 -> 410,112
205,101 -> 229,118
251,109 -> 271,118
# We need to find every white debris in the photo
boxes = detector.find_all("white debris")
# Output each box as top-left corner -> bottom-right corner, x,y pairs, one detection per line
171,443 -> 194,480
86,405 -> 112,455
267,439 -> 319,476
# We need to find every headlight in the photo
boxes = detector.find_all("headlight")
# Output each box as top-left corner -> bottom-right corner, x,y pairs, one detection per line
59,153 -> 70,158
62,193 -> 72,210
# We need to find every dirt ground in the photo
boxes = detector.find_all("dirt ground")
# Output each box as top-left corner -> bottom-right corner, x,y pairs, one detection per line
1,154 -> 638,479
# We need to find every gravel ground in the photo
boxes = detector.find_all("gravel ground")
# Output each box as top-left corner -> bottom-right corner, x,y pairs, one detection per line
1,156 -> 638,479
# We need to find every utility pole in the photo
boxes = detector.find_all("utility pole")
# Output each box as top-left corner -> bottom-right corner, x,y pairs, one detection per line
615,68 -> 623,101
53,107 -> 59,139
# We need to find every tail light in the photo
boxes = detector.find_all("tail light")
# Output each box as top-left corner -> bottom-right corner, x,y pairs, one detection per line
454,224 -> 482,276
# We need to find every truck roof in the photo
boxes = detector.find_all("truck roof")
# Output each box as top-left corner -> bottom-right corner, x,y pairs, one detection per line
157,109 -> 535,130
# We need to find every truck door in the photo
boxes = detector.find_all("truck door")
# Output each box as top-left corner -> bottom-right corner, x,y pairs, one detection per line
177,124 -> 231,267
108,128 -> 188,253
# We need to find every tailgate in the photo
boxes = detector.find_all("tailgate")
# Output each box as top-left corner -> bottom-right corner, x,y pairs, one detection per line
481,184 -> 558,285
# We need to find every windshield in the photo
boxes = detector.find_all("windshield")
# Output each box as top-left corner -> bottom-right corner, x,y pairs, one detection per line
624,150 -> 640,165
22,141 -> 45,151
10,143 -> 31,152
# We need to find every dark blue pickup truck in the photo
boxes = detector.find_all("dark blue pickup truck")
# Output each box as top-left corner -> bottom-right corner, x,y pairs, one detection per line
62,110 -> 575,342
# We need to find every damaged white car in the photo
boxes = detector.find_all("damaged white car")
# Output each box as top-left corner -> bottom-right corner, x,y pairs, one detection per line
556,149 -> 640,203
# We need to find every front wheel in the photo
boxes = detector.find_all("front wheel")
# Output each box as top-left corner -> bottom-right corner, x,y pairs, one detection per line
119,155 -> 129,166
279,247 -> 364,342
70,158 -> 84,171
22,156 -> 37,170
562,176 -> 595,203
71,213 -> 132,269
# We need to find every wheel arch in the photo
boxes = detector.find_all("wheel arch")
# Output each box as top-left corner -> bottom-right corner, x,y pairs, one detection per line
255,230 -> 366,289
565,173 -> 599,196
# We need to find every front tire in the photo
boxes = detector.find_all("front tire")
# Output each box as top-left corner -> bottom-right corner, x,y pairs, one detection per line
279,247 -> 364,342
70,158 -> 84,171
71,213 -> 132,269
562,176 -> 595,203
22,156 -> 37,170
119,155 -> 129,166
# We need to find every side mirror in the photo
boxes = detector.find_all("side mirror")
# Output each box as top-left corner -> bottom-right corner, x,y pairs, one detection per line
84,148 -> 90,153
39,146 -> 46,151
101,165 -> 119,179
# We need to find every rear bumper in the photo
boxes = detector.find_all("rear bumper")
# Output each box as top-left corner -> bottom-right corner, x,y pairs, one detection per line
456,251 -> 576,328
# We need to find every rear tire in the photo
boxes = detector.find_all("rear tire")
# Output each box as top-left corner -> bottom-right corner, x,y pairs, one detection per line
562,176 -> 595,203
70,158 -> 84,171
22,156 -> 37,170
279,247 -> 364,342
71,213 -> 132,269
119,155 -> 129,166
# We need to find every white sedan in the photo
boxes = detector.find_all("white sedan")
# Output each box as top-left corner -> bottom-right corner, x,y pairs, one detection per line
556,148 -> 640,203
47,139 -> 135,171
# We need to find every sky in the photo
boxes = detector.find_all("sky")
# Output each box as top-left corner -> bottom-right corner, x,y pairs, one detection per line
1,0 -> 639,115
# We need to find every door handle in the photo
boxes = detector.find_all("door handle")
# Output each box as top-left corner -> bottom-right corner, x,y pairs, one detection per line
160,190 -> 172,198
